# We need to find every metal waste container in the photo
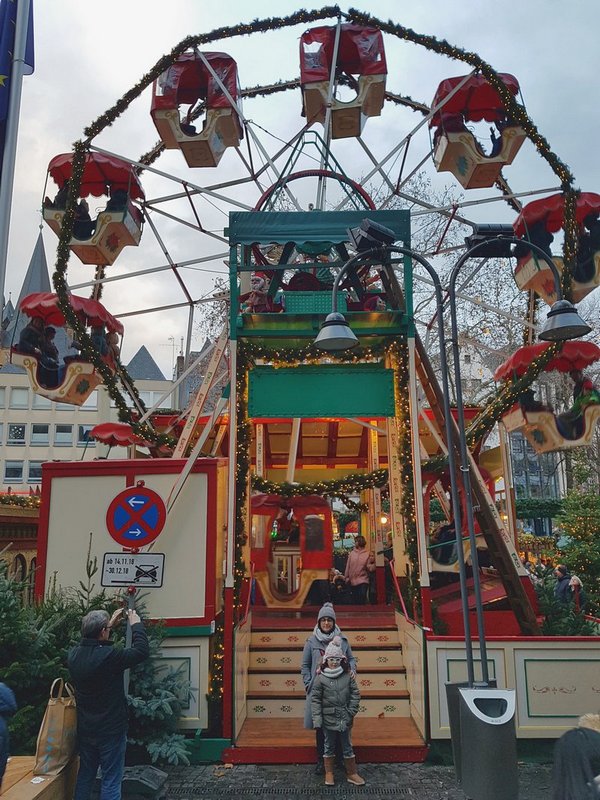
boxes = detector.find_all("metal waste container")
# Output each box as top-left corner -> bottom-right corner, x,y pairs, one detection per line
458,687 -> 518,800
445,680 -> 495,783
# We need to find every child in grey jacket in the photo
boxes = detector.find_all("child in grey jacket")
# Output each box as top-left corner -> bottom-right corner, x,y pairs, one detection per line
310,636 -> 364,786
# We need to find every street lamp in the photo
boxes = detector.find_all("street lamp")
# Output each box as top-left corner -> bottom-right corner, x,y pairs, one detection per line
314,220 -> 591,799
314,229 -> 478,685
447,232 -> 590,685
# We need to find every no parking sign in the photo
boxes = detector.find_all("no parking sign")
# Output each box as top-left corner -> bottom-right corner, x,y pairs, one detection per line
106,485 -> 166,547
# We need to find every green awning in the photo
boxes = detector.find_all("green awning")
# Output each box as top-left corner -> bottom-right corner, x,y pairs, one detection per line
226,210 -> 410,247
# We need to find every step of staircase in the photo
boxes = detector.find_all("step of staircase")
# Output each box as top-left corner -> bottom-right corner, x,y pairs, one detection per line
245,694 -> 410,718
251,627 -> 399,648
248,668 -> 407,694
249,646 -> 404,671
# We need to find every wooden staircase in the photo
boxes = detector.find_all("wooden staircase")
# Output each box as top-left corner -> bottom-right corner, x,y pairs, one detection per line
223,608 -> 427,764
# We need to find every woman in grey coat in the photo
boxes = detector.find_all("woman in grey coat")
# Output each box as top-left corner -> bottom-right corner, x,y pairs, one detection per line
300,602 -> 356,774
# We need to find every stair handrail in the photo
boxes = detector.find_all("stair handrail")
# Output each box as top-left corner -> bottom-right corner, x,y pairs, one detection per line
389,559 -> 432,632
239,561 -> 255,629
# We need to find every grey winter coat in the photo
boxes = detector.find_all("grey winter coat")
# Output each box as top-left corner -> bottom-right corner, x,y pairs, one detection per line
311,671 -> 360,732
300,632 -> 356,729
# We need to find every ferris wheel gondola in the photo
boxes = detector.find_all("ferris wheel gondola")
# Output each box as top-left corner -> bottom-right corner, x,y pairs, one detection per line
300,23 -> 387,139
430,72 -> 526,189
10,292 -> 123,405
42,152 -> 145,265
497,341 -> 600,453
151,51 -> 243,167
512,192 -> 600,304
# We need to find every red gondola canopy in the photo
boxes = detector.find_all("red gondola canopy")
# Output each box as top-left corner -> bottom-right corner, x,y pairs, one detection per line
152,51 -> 240,111
89,422 -> 151,448
47,152 -> 144,201
494,341 -> 600,382
513,192 -> 600,238
430,73 -> 520,127
19,292 -> 124,335
300,24 -> 387,84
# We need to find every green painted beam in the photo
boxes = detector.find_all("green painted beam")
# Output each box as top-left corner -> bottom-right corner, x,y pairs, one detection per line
248,364 -> 396,418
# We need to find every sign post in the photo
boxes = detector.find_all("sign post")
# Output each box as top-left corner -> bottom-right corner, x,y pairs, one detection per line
104,481 -> 167,694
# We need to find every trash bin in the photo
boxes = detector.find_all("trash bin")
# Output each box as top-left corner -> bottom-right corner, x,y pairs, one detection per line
445,680 -> 496,783
458,687 -> 518,800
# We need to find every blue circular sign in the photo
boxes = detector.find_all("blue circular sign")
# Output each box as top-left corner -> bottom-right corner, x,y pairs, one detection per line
106,486 -> 166,547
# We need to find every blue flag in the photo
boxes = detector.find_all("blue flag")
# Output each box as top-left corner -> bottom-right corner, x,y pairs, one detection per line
0,0 -> 34,173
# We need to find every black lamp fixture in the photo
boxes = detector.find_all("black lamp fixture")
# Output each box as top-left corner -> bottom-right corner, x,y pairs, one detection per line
539,299 -> 591,341
313,311 -> 359,351
347,218 -> 397,252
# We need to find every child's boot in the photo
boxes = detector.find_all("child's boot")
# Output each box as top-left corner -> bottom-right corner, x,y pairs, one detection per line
344,756 -> 365,786
323,756 -> 335,786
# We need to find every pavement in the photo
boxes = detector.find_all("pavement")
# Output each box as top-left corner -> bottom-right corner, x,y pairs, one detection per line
163,762 -> 553,798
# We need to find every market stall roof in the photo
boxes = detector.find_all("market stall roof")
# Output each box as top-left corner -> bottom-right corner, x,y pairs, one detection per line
19,292 -> 124,335
494,340 -> 600,381
513,192 -> 600,237
47,152 -> 144,201
430,73 -> 520,127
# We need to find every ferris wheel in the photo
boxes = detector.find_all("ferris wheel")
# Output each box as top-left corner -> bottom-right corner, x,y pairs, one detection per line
11,7 -> 596,455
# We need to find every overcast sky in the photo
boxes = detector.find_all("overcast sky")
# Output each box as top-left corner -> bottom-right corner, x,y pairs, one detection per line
5,1 -> 599,377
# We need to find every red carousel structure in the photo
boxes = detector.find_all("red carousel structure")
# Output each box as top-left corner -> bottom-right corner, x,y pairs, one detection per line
250,493 -> 333,608
430,72 -> 526,189
42,151 -> 145,265
151,50 -> 243,167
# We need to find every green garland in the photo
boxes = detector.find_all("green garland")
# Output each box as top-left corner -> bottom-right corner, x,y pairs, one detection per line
251,470 -> 387,503
0,494 -> 40,509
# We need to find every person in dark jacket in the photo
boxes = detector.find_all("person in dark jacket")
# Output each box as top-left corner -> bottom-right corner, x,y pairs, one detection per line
301,602 -> 356,775
311,636 -> 363,787
554,565 -> 573,604
68,607 -> 149,800
0,682 -> 17,789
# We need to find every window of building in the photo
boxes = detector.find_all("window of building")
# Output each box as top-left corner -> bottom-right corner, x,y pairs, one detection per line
28,461 -> 43,482
31,423 -> 49,446
4,460 -> 24,482
0,422 -> 4,445
0,387 -> 5,407
10,387 -> 29,409
32,393 -> 52,409
54,424 -> 73,446
81,391 -> 98,410
55,401 -> 73,411
77,425 -> 95,446
7,423 -> 26,445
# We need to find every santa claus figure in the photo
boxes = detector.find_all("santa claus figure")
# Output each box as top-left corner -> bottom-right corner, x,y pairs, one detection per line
240,272 -> 282,313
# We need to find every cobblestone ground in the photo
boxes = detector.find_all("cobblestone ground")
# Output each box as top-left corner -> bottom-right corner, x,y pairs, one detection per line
164,763 -> 552,799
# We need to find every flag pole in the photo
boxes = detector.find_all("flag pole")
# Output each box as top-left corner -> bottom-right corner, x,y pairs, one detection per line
0,0 -> 31,322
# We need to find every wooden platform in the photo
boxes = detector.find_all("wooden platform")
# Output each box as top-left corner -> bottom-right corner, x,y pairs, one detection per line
223,718 -> 427,764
